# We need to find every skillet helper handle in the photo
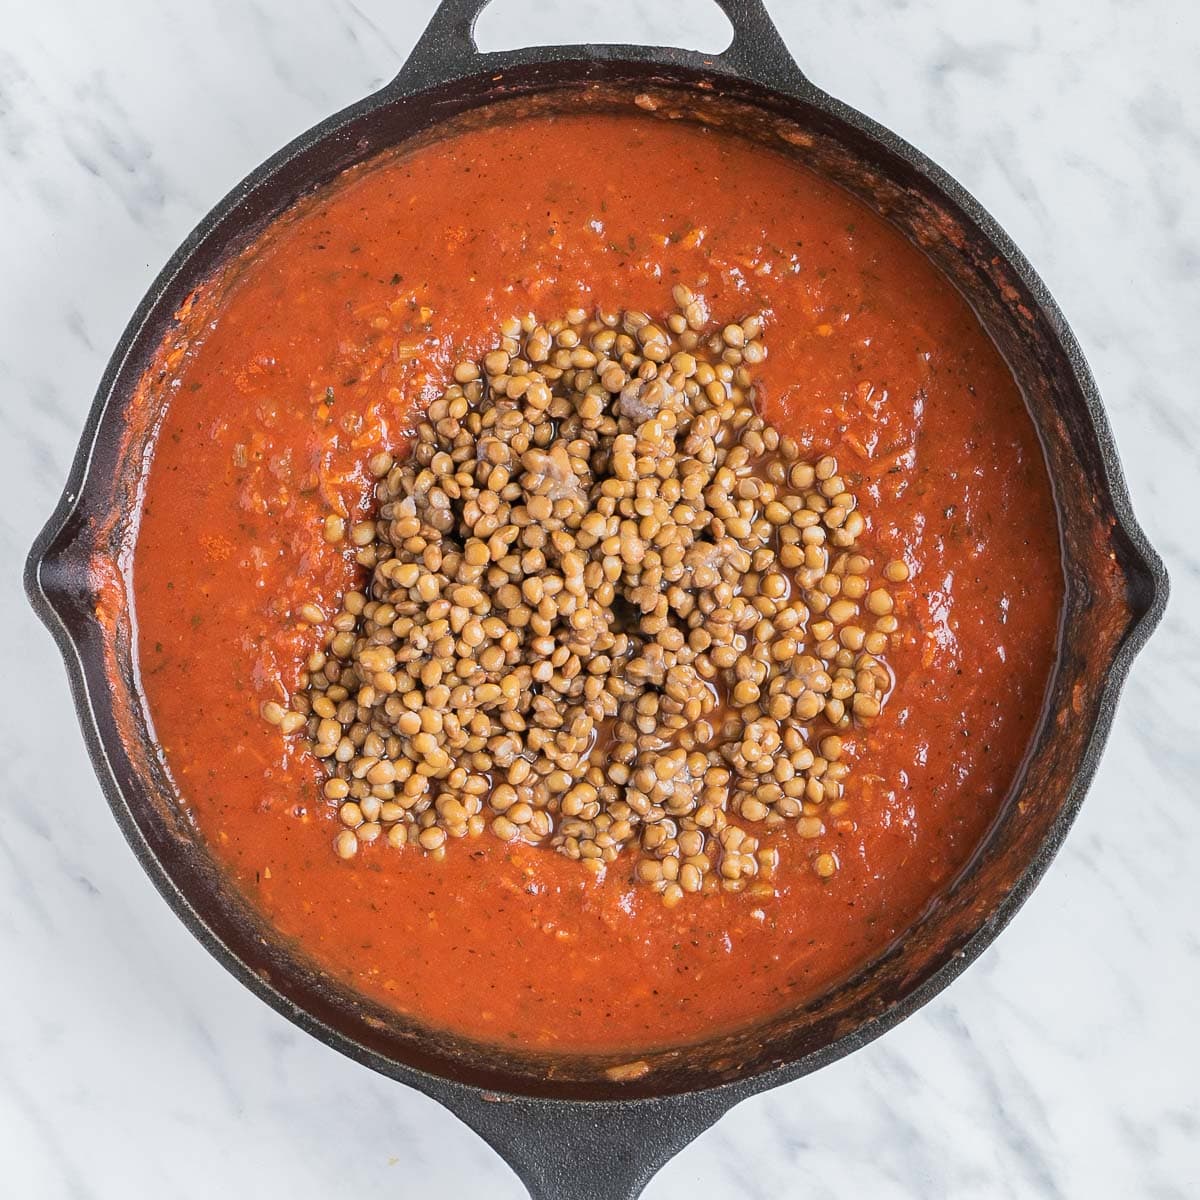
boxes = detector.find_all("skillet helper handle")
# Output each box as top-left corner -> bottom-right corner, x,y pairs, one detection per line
392,0 -> 491,92
392,0 -> 809,93
711,0 -> 810,90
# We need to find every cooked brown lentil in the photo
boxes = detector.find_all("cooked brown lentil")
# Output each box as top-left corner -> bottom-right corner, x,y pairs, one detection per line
270,291 -> 904,898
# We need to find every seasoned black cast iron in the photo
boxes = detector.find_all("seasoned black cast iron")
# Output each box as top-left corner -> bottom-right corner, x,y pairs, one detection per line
25,2 -> 1167,1196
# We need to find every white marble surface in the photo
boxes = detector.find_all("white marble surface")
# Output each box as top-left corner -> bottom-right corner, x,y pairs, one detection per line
2,1 -> 1197,1196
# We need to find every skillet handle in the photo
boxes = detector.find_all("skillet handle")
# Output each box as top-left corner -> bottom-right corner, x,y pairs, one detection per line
390,0 -> 809,94
438,1089 -> 736,1200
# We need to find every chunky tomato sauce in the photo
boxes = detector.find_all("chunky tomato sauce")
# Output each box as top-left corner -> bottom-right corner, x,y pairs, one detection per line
131,108 -> 1062,1054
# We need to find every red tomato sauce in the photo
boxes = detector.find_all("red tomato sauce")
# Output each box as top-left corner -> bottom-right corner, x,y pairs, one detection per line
130,109 -> 1063,1054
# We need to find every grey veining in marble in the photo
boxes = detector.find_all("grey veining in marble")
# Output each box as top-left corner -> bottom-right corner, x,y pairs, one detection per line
1,1 -> 1197,1196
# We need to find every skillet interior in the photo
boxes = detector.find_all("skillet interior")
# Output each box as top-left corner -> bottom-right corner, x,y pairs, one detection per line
31,62 -> 1162,1110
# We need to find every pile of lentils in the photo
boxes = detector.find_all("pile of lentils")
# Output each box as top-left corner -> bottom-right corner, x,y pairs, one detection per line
263,287 -> 907,904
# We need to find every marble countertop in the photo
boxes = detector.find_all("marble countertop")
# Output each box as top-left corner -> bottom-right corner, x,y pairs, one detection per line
2,1 -> 1196,1196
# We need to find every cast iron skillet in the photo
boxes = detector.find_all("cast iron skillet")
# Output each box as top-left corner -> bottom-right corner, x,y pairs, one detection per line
25,1 -> 1168,1196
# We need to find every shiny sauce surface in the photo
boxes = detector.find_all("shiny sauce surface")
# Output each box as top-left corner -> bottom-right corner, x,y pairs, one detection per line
131,111 -> 1063,1053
